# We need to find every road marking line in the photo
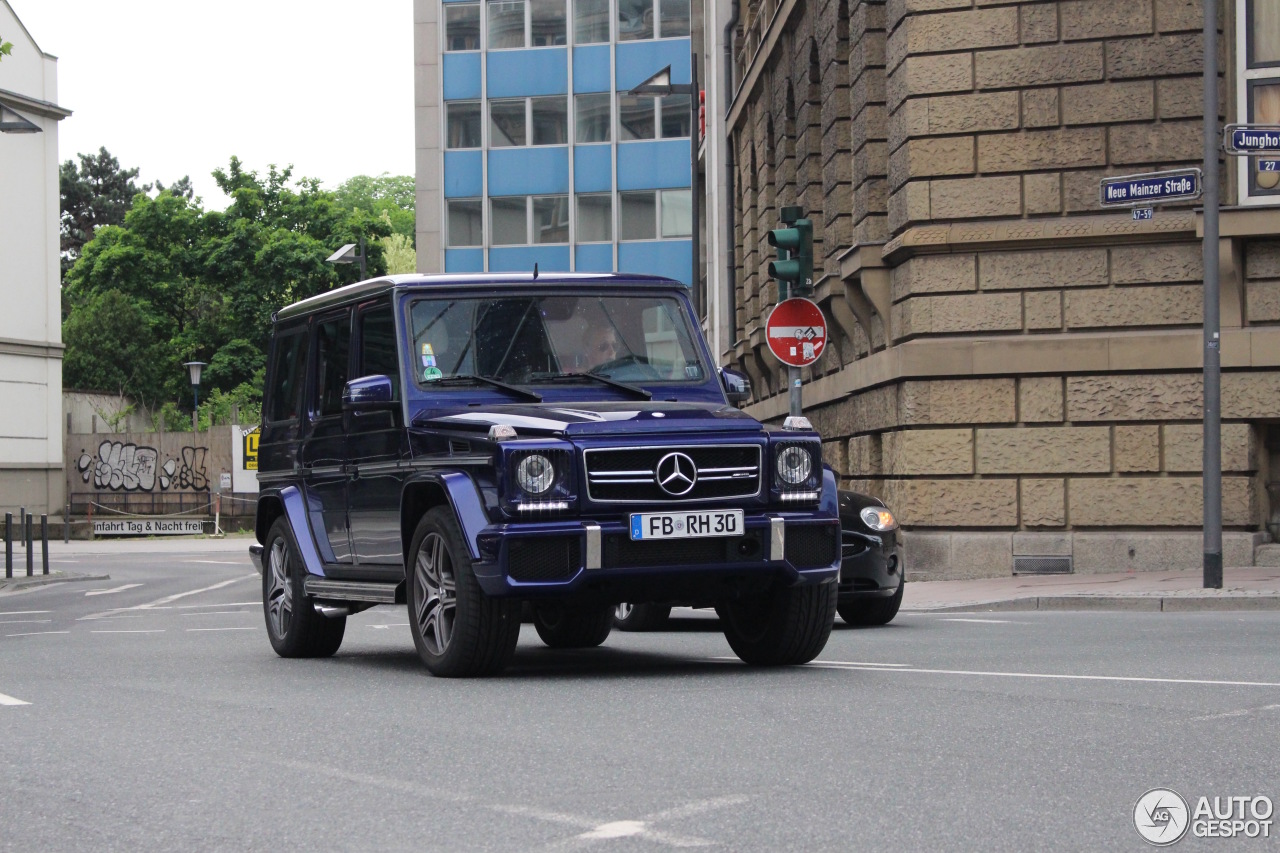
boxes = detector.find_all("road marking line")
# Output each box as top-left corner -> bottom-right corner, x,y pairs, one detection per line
176,601 -> 257,608
810,662 -> 1280,688
0,611 -> 51,616
0,692 -> 31,706
139,574 -> 256,608
721,657 -> 911,668
85,584 -> 143,596
186,627 -> 258,632
6,631 -> 70,637
942,618 -> 1015,624
180,611 -> 254,616
188,560 -> 247,565
1188,703 -> 1280,721
90,629 -> 165,634
367,623 -> 408,629
0,619 -> 51,624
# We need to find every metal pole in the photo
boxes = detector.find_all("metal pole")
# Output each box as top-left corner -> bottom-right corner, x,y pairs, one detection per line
789,365 -> 802,417
4,513 -> 11,579
192,384 -> 199,433
359,236 -> 367,281
64,503 -> 70,544
25,514 -> 33,577
41,515 -> 48,576
691,51 -> 700,316
1203,0 -> 1223,589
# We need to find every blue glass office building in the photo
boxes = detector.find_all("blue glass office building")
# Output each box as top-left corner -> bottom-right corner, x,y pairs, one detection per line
434,0 -> 694,283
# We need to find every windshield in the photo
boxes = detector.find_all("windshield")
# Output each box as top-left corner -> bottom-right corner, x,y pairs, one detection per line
407,292 -> 708,387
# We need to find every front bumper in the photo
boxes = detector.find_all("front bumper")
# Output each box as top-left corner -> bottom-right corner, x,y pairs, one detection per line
838,531 -> 901,601
471,513 -> 840,598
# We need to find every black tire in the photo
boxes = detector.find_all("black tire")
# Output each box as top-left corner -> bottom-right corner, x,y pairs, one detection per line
532,603 -> 614,648
716,580 -> 836,666
262,519 -> 346,658
612,603 -> 672,632
837,578 -> 904,627
406,506 -> 521,677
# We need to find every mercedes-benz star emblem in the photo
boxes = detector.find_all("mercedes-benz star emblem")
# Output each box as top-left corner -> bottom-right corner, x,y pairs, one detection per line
655,452 -> 697,496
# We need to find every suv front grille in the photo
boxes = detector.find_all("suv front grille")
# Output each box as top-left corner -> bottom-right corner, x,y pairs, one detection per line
786,525 -> 840,569
584,444 -> 762,503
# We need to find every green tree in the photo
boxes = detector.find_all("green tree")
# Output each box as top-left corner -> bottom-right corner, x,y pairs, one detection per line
333,173 -> 415,242
1,37 -> 13,60
62,289 -> 169,409
60,148 -> 151,277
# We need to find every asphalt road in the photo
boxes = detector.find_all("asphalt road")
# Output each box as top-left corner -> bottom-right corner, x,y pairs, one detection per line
2,545 -> 1278,852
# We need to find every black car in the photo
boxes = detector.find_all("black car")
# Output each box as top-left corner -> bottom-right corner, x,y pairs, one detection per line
613,488 -> 902,630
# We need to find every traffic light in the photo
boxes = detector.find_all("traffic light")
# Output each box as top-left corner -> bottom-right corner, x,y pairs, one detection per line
767,206 -> 814,298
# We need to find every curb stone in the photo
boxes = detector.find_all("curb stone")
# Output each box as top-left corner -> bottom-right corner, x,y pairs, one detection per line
0,572 -> 112,592
905,595 -> 1280,614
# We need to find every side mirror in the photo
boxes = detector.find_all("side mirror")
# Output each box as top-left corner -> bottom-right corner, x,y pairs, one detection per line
720,367 -> 751,407
342,375 -> 396,410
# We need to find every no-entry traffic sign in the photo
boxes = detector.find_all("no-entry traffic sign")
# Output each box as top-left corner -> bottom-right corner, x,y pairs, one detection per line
766,297 -> 827,367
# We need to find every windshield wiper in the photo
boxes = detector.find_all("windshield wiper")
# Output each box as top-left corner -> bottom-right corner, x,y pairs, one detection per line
535,372 -> 652,400
429,374 -> 543,402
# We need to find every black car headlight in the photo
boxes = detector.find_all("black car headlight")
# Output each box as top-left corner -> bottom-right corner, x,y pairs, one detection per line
859,506 -> 898,532
772,441 -> 821,500
502,445 -> 576,513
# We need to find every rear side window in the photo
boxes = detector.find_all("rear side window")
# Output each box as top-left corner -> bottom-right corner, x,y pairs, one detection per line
314,311 -> 352,418
266,328 -> 306,422
359,304 -> 401,399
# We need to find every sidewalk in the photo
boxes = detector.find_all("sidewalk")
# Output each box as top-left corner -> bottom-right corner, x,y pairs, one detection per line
0,533 -> 253,592
903,566 -> 1280,613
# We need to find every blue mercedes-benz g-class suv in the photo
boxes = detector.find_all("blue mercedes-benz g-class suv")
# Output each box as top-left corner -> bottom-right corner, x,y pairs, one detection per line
249,273 -> 841,677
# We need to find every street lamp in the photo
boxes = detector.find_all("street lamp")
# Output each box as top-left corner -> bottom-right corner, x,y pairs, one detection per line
183,361 -> 207,432
628,56 -> 701,315
326,237 -> 368,281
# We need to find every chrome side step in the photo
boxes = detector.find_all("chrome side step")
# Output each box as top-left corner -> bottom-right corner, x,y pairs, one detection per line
303,577 -> 400,604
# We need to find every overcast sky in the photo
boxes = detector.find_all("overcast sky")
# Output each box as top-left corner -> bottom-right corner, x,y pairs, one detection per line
13,0 -> 415,209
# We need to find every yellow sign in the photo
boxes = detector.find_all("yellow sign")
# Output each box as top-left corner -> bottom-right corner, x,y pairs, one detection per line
243,429 -> 259,471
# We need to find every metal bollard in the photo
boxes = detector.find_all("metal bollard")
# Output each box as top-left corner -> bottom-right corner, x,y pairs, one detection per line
41,514 -> 49,575
64,503 -> 70,544
4,512 -> 11,579
25,514 -> 34,577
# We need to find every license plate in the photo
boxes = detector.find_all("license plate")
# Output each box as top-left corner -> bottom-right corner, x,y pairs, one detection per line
629,510 -> 744,540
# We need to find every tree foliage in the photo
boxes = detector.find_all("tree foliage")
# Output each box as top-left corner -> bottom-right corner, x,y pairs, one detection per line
62,158 -> 397,425
0,36 -> 13,60
60,148 -> 151,276
333,173 -> 416,242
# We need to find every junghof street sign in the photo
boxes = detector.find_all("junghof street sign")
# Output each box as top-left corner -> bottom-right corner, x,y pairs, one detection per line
1223,124 -> 1280,155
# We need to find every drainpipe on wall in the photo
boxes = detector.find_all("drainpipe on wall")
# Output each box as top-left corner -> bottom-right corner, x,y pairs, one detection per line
723,0 -> 740,357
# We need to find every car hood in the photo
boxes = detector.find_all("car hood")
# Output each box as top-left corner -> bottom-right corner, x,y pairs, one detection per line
413,400 -> 764,438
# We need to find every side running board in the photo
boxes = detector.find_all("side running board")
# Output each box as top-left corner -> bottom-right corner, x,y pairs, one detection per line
303,577 -> 401,604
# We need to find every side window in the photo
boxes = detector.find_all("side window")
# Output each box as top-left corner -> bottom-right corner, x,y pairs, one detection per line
266,328 -> 306,422
313,311 -> 352,418
359,304 -> 401,400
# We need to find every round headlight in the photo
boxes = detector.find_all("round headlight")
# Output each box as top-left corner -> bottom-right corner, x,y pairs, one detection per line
516,454 -> 555,495
860,506 -> 898,532
776,446 -> 813,485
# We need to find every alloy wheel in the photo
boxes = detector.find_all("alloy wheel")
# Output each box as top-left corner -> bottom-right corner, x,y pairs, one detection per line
266,537 -> 292,638
414,532 -> 457,656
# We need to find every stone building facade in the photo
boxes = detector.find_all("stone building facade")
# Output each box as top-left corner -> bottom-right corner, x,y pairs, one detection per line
719,0 -> 1280,577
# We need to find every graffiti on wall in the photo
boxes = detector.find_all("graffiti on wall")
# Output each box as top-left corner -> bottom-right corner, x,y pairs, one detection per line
75,442 -> 210,492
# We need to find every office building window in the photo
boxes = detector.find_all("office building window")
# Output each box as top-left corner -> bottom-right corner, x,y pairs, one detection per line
447,102 -> 483,148
618,94 -> 689,140
617,0 -> 653,40
574,0 -> 610,43
489,0 -> 526,48
492,197 -> 529,244
660,189 -> 691,237
531,0 -> 568,45
576,93 -> 611,142
448,200 -> 484,246
619,191 -> 657,239
531,97 -> 569,144
490,99 -> 527,146
616,0 -> 687,40
576,194 -> 612,241
618,95 -> 655,140
533,196 -> 570,243
445,3 -> 481,50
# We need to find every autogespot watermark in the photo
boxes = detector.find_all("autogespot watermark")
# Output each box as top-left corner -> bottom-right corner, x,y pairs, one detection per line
1134,788 -> 1274,845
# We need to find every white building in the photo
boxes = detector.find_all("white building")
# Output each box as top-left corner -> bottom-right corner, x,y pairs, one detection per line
0,0 -> 70,516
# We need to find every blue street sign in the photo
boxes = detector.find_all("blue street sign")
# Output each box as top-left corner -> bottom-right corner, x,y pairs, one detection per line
1099,169 -> 1202,207
1224,124 -> 1280,155
1260,160 -> 1280,172
1133,208 -> 1153,221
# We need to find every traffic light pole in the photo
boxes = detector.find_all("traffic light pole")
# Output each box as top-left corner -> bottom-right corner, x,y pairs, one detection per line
766,206 -> 814,419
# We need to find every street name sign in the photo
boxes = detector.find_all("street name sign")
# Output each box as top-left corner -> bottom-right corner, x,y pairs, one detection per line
766,297 -> 827,367
1223,124 -> 1280,155
1099,169 -> 1202,207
